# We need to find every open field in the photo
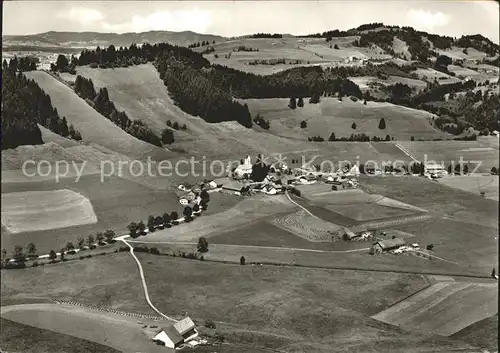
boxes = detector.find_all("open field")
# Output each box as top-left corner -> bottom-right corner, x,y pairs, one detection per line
210,220 -> 349,250
75,64 -> 315,161
2,251 -> 479,352
451,314 -> 498,351
271,209 -> 342,241
325,203 -> 417,221
1,174 -> 181,253
242,97 -> 447,140
397,139 -> 499,173
197,36 -> 389,75
438,175 -> 499,201
24,70 -> 170,160
372,281 -> 498,336
138,194 -> 296,244
1,142 -> 83,171
359,175 -> 499,227
1,303 -> 170,353
0,317 -> 120,353
413,67 -> 462,84
1,189 -> 97,233
349,75 -> 427,92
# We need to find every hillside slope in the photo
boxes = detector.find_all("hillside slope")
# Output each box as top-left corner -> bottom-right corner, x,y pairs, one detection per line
73,64 -> 313,161
242,97 -> 450,140
24,71 -> 170,161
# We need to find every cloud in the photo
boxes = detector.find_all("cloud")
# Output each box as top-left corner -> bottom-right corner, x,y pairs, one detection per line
57,7 -> 105,25
406,9 -> 450,30
102,9 -> 212,33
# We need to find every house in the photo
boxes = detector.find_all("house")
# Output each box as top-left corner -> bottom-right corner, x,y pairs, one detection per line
153,317 -> 198,349
424,162 -> 447,178
262,184 -> 277,195
370,238 -> 406,254
153,326 -> 184,349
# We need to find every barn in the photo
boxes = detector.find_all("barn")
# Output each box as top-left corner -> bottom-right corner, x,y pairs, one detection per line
370,238 -> 405,254
152,317 -> 198,348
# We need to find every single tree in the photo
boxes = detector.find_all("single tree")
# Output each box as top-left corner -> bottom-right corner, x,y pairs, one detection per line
60,248 -> 65,261
104,229 -> 115,242
328,132 -> 336,141
492,268 -> 496,278
170,211 -> 179,221
240,256 -> 246,265
363,100 -> 367,105
491,167 -> 498,175
162,213 -> 171,225
49,250 -> 57,262
96,232 -> 104,244
351,122 -> 357,129
161,128 -> 175,144
197,237 -> 209,253
288,97 -> 296,109
183,206 -> 193,221
27,242 -> 37,258
13,245 -> 25,263
1,248 -> 7,261
193,204 -> 200,213
137,221 -> 146,234
147,215 -> 156,231
66,242 -> 75,251
297,97 -> 304,107
127,222 -> 138,237
410,136 -> 415,141
172,122 -> 179,130
300,120 -> 307,129
334,44 -> 339,49
200,189 -> 210,202
155,216 -> 163,227
385,134 -> 391,141
87,234 -> 95,247
309,94 -> 320,104
77,236 -> 85,249
378,118 -> 386,130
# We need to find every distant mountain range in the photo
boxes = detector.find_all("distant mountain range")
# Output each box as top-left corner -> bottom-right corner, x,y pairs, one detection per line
2,30 -> 227,51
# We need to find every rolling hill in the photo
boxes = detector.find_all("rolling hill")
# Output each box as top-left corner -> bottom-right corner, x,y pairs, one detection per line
3,30 -> 226,50
242,97 -> 450,141
23,71 -> 170,161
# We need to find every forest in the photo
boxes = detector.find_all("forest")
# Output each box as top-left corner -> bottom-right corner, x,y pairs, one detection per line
2,59 -> 82,150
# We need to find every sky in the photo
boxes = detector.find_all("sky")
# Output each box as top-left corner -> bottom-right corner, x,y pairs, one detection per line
3,1 -> 499,43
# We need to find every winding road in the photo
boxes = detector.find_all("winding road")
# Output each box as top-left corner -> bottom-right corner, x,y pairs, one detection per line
117,235 -> 178,322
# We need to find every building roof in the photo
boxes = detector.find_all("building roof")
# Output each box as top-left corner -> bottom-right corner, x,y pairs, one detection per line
164,325 -> 184,345
374,238 -> 405,250
174,317 -> 196,336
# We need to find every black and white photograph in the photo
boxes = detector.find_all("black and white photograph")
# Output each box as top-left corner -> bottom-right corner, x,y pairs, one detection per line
1,1 -> 499,352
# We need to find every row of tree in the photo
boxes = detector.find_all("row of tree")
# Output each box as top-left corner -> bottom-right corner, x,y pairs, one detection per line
1,230 -> 116,266
127,190 -> 211,238
2,60 -> 82,149
309,131 -> 392,142
73,75 -> 163,146
188,40 -> 216,48
253,114 -> 270,129
5,56 -> 39,72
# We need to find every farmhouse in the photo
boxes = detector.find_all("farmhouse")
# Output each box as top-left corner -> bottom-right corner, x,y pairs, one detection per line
370,238 -> 406,254
153,317 -> 198,349
424,162 -> 447,178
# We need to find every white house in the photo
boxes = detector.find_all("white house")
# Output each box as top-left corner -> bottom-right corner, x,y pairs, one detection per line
153,317 -> 198,349
424,162 -> 447,178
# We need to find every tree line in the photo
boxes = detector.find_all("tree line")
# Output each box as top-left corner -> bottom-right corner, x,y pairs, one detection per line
2,59 -> 82,150
73,75 -> 165,146
188,40 -> 216,48
127,189 -> 210,238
